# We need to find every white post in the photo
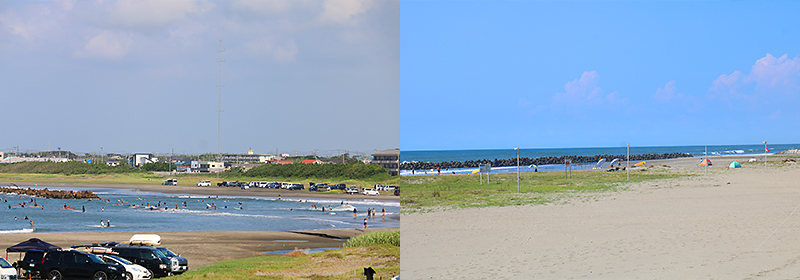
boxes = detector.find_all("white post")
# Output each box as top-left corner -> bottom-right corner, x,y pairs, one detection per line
705,145 -> 707,176
516,147 -> 520,193
764,141 -> 767,171
626,143 -> 630,181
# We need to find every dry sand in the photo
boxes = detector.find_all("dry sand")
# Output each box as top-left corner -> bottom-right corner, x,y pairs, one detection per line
1,228 -> 396,268
401,155 -> 800,279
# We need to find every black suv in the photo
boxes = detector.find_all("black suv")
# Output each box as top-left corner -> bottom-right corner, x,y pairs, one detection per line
154,246 -> 188,274
107,246 -> 172,278
30,250 -> 125,280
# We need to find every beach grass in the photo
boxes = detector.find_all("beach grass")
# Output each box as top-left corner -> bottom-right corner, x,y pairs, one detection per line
344,229 -> 400,248
401,168 -> 691,211
171,244 -> 399,280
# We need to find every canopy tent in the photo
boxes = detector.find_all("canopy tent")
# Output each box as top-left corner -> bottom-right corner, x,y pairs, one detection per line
729,161 -> 742,168
700,159 -> 712,166
5,238 -> 60,259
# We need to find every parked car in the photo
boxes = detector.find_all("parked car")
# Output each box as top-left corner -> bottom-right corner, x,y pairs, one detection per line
162,179 -> 177,186
288,183 -> 304,190
266,182 -> 280,189
105,246 -> 172,278
37,250 -> 126,280
362,188 -> 380,196
0,257 -> 16,280
98,254 -> 152,280
196,181 -> 211,187
382,185 -> 397,191
345,186 -> 359,195
153,247 -> 188,275
329,183 -> 346,190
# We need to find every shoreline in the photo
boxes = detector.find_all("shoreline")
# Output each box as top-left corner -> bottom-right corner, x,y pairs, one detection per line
0,181 -> 400,201
1,228 -> 397,268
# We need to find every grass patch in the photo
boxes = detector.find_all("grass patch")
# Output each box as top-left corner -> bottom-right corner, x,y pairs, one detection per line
344,230 -> 399,248
171,244 -> 398,280
401,168 -> 691,211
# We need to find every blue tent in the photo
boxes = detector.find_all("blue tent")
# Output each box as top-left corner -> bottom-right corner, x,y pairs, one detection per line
729,161 -> 742,168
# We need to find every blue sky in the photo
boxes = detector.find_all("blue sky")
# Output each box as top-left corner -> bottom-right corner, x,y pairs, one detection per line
401,1 -> 800,151
1,0 -> 398,157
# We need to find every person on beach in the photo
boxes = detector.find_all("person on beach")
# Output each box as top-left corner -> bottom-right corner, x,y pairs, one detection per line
30,220 -> 33,228
100,220 -> 105,227
382,208 -> 385,217
82,205 -> 85,212
107,220 -> 111,227
364,218 -> 368,229
354,208 -> 357,218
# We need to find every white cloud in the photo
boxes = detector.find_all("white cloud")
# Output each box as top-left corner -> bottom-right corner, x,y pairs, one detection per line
74,31 -> 132,60
654,81 -> 683,101
747,54 -> 800,92
0,10 -> 31,39
553,71 -> 606,103
231,0 -> 292,15
272,39 -> 298,62
709,53 -> 800,98
320,0 -> 372,25
243,38 -> 299,62
101,0 -> 213,33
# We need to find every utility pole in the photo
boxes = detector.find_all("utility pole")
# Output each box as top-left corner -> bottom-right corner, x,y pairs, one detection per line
217,39 -> 225,178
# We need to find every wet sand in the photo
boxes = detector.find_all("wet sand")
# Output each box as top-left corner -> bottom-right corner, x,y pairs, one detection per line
401,155 -> 800,279
1,228 -> 397,268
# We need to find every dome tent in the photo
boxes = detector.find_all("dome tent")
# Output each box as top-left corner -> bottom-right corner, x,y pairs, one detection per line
729,161 -> 742,168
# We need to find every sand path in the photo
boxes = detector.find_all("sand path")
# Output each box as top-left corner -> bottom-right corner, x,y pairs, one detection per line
401,161 -> 800,279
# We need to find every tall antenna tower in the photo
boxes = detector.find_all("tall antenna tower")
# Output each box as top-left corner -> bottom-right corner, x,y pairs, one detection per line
217,39 -> 225,166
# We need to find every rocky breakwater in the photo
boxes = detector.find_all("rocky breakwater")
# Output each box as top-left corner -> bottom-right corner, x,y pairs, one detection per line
0,186 -> 100,199
401,152 -> 693,170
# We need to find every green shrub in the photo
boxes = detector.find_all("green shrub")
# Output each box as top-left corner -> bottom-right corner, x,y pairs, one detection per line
0,161 -> 144,175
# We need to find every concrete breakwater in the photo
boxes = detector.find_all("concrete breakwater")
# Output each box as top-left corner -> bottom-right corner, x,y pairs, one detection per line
400,152 -> 693,170
0,186 -> 100,199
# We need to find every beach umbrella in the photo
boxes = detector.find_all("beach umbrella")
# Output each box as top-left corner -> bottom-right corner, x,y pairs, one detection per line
729,161 -> 742,168
700,158 -> 712,166
609,158 -> 620,167
596,158 -> 606,167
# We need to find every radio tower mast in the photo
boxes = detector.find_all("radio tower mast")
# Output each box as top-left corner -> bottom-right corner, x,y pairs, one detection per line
217,39 -> 225,177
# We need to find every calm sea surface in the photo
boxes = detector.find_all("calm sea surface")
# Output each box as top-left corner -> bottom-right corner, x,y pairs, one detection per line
1,187 -> 399,234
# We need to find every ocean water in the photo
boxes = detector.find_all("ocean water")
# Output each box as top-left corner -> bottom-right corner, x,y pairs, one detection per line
1,186 -> 399,234
400,143 -> 800,175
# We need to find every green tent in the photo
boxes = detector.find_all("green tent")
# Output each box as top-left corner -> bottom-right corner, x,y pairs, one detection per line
729,161 -> 742,168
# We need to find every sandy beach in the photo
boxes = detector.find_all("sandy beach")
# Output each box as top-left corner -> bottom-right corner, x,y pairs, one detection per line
1,228 -> 396,268
0,182 -> 400,201
401,155 -> 800,279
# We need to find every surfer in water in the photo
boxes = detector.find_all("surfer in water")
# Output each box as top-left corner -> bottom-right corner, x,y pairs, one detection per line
107,220 -> 111,227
